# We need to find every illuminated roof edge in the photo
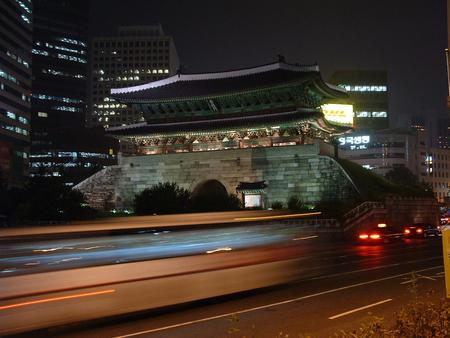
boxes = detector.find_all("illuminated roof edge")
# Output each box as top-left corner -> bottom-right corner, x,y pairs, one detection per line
111,62 -> 320,95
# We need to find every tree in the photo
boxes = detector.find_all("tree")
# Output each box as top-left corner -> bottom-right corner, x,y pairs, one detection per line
385,166 -> 418,187
189,192 -> 242,212
134,182 -> 191,215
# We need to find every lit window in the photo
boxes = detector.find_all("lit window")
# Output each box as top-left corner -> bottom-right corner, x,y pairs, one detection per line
356,111 -> 370,117
15,0 -> 32,13
32,49 -> 49,56
38,112 -> 48,118
372,111 -> 388,118
57,37 -> 87,47
0,68 -> 20,84
339,85 -> 387,92
21,14 -> 31,24
52,106 -> 81,112
6,111 -> 16,119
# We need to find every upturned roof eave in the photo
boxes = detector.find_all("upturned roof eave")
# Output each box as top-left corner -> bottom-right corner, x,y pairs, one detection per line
106,109 -> 323,138
111,76 -> 318,105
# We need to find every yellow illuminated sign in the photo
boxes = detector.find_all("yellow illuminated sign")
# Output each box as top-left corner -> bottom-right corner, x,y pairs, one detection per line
443,227 -> 450,298
321,104 -> 354,127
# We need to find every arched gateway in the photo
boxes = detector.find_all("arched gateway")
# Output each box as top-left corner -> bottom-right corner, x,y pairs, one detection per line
75,61 -> 358,210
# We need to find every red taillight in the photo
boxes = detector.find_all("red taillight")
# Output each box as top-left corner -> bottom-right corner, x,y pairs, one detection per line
359,234 -> 369,239
370,233 -> 381,239
404,229 -> 411,234
416,228 -> 423,233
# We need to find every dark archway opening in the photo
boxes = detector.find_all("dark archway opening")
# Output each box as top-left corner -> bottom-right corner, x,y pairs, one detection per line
190,180 -> 240,212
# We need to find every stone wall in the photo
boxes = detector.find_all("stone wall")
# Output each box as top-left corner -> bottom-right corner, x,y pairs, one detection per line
384,196 -> 440,228
75,142 -> 359,210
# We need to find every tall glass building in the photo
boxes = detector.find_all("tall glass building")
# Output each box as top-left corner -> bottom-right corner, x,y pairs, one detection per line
31,0 -> 88,135
0,0 -> 33,187
30,0 -> 117,186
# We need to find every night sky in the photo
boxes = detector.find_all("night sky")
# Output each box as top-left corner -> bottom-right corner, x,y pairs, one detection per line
91,0 -> 447,128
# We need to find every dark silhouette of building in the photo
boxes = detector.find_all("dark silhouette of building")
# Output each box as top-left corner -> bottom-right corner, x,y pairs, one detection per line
329,70 -> 389,131
0,0 -> 33,187
30,0 -> 116,186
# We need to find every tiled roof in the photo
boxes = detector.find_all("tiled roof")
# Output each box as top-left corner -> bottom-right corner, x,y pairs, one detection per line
111,62 -> 344,102
236,181 -> 268,192
107,109 -> 319,136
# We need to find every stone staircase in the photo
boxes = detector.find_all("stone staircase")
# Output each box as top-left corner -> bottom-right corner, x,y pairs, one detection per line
342,201 -> 387,232
74,166 -> 122,210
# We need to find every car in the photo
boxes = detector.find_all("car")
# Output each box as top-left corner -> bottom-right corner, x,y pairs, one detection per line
356,222 -> 399,243
402,223 -> 441,238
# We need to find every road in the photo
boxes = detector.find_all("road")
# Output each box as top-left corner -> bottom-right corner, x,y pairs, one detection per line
17,237 -> 445,338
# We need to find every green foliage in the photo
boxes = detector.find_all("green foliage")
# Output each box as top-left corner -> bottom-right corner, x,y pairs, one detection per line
189,192 -> 242,212
314,199 -> 358,220
385,166 -> 418,186
334,317 -> 389,338
335,272 -> 450,338
338,159 -> 433,200
134,182 -> 191,215
271,201 -> 284,210
287,195 -> 302,211
0,177 -> 95,224
60,190 -> 97,220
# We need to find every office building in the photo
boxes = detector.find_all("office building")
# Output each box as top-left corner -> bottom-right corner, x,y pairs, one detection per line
329,70 -> 389,131
89,25 -> 179,128
0,0 -> 33,187
339,128 -> 450,202
30,0 -> 116,185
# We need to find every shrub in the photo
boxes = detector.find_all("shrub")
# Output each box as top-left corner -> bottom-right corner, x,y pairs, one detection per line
338,159 -> 433,200
190,192 -> 242,212
314,199 -> 358,220
134,182 -> 191,215
287,195 -> 305,211
271,201 -> 284,209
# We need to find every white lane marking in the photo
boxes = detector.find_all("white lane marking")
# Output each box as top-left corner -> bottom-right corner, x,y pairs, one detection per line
328,299 -> 392,320
293,235 -> 319,241
306,256 -> 441,282
400,273 -> 438,284
113,265 -> 442,338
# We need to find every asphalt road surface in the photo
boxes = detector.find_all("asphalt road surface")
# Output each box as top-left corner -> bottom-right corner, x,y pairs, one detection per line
19,236 -> 445,338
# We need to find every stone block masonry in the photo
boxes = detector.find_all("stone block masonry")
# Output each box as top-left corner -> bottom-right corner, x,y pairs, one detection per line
75,142 -> 359,210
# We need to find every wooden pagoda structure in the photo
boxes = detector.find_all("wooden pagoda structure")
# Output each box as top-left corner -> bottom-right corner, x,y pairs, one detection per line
108,61 -> 349,155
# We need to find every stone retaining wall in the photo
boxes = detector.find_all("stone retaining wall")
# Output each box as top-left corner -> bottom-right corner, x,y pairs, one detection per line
75,142 -> 358,210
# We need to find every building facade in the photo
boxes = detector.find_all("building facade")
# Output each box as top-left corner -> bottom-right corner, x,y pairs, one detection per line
31,0 -> 88,130
339,128 -> 450,202
0,0 -> 33,187
76,61 -> 360,210
89,25 -> 179,129
338,129 -> 420,176
30,0 -> 117,186
329,70 -> 389,131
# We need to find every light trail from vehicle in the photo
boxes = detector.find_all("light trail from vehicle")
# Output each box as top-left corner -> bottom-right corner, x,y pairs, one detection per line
0,289 -> 115,310
0,223 -> 308,277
